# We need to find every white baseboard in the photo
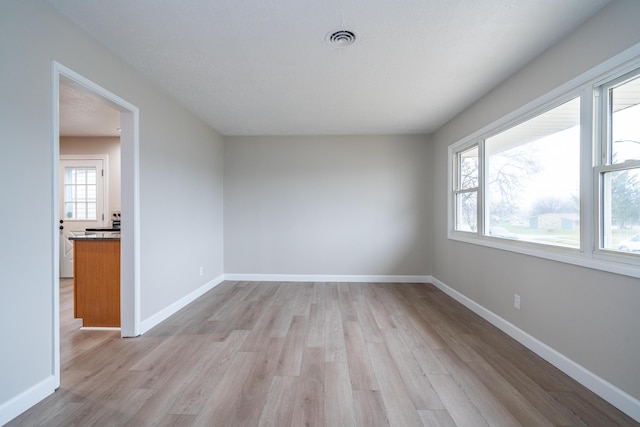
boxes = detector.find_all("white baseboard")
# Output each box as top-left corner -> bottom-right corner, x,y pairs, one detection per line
428,275 -> 640,423
223,273 -> 431,283
139,275 -> 225,335
0,375 -> 56,426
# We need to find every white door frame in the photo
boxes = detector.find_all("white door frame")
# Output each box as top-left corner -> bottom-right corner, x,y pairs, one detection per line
51,61 -> 141,388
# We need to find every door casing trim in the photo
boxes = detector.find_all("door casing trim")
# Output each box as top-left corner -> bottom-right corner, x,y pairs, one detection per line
51,61 -> 141,390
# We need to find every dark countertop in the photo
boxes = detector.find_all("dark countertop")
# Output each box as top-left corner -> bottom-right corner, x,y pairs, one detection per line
85,227 -> 121,232
69,232 -> 121,241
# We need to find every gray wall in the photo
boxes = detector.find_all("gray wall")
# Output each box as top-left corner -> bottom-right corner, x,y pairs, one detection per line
431,0 -> 640,401
224,135 -> 431,276
0,0 -> 224,412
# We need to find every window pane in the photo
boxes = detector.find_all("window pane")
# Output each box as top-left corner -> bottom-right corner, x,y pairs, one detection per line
602,168 -> 640,252
458,146 -> 478,190
64,203 -> 74,219
76,169 -> 86,184
456,192 -> 477,232
76,185 -> 86,200
63,166 -> 98,220
610,75 -> 640,164
87,186 -> 97,201
87,168 -> 97,185
486,97 -> 580,248
87,203 -> 97,219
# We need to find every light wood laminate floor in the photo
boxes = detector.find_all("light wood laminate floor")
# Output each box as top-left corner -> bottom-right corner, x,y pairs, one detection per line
8,280 -> 637,426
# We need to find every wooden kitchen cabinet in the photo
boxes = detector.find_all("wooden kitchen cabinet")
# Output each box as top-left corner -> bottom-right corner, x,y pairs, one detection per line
73,238 -> 120,327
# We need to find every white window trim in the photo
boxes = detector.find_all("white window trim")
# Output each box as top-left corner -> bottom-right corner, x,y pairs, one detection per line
448,43 -> 640,279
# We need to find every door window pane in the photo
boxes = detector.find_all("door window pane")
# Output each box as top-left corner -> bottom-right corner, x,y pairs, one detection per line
64,167 -> 98,220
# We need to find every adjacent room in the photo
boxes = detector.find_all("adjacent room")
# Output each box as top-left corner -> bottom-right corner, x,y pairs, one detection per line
1,0 -> 639,425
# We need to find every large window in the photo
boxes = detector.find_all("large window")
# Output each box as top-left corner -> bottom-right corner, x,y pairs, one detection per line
452,97 -> 581,247
450,59 -> 640,274
486,97 -> 581,248
597,71 -> 640,253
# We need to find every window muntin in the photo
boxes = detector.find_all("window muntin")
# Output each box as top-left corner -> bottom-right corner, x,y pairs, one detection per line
453,145 -> 479,232
485,97 -> 581,247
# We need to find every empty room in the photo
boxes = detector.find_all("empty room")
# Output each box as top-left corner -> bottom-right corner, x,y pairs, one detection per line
1,0 -> 639,425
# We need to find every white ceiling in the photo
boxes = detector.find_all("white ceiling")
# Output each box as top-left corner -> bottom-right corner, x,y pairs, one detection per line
49,0 -> 611,137
59,78 -> 121,137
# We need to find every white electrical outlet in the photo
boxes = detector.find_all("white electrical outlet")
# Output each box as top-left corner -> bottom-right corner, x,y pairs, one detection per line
199,266 -> 204,276
514,294 -> 521,310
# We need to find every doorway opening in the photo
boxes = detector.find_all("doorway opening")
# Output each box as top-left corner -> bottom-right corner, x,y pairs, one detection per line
52,62 -> 140,387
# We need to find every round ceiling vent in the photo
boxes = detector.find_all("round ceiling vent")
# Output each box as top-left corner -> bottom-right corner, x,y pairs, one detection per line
326,30 -> 357,47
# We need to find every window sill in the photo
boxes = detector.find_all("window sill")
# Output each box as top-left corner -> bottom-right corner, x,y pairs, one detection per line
449,231 -> 640,279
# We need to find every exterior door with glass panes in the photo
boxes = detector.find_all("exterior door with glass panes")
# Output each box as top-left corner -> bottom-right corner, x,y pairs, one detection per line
59,158 -> 105,277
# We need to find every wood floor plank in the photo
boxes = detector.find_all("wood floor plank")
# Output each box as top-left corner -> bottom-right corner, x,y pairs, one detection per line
337,282 -> 358,323
154,414 -> 197,427
8,280 -> 638,427
167,330 -> 250,415
567,379 -> 638,427
310,281 -> 327,304
463,331 -> 588,425
390,314 -> 448,374
8,390 -> 84,427
367,341 -> 424,427
124,338 -> 245,426
222,298 -> 264,331
79,388 -> 157,426
549,390 -> 638,427
275,315 -> 307,376
427,320 -> 486,364
343,320 -> 379,391
395,302 -> 448,350
468,360 -> 561,426
435,348 -> 523,426
468,322 -> 574,393
291,347 -> 325,427
427,373 -> 490,427
305,302 -> 325,348
259,375 -> 297,427
353,292 -> 384,343
352,390 -> 390,427
244,281 -> 280,303
418,409 -> 457,427
207,281 -> 259,321
324,362 -> 357,427
241,304 -> 286,352
364,286 -> 396,332
381,327 -> 444,410
291,282 -> 313,316
193,338 -> 285,426
271,282 -> 297,306
324,284 -> 347,363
